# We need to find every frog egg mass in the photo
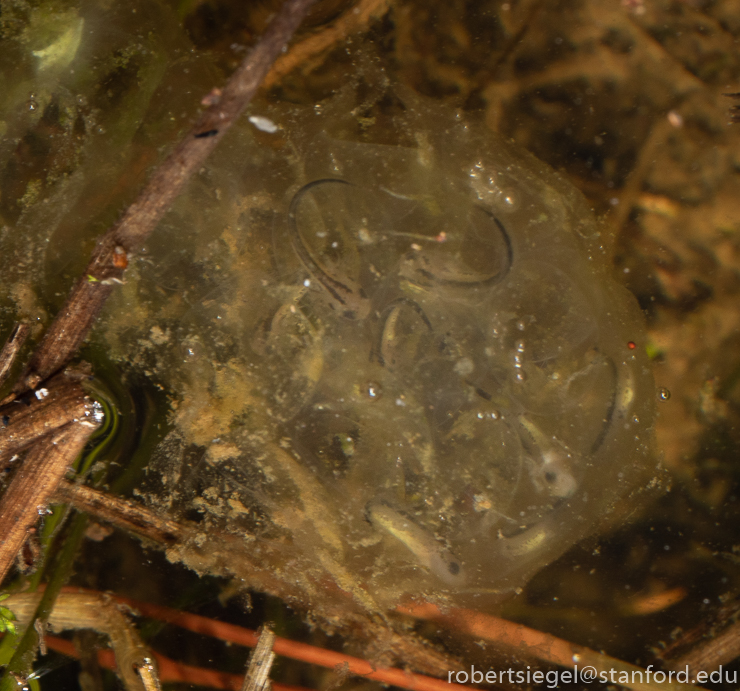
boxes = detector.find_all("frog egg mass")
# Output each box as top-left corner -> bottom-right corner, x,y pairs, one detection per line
117,82 -> 657,609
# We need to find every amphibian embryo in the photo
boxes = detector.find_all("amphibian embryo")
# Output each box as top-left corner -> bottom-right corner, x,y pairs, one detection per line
137,83 -> 657,608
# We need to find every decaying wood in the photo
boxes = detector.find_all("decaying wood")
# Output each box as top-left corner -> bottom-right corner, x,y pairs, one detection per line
398,601 -> 706,691
663,606 -> 740,677
241,626 -> 276,691
261,0 -> 392,89
0,414 -> 98,583
15,0 -> 319,394
0,369 -> 93,467
5,590 -> 158,691
0,324 -> 29,391
671,622 -> 740,677
55,481 -> 182,546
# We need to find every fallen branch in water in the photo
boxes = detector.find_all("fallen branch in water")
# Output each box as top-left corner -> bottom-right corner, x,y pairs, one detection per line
0,376 -> 99,584
56,587 -> 467,691
6,591 -> 158,691
398,601 -> 709,691
0,369 -> 94,467
54,481 -> 182,547
14,0 -> 320,395
45,634 -> 304,691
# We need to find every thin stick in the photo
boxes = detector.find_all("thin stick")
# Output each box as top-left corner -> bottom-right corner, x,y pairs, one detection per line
0,418 -> 98,584
54,481 -> 182,546
261,0 -> 392,89
16,0 -> 319,393
44,635 -> 307,691
66,588 -> 468,691
0,324 -> 30,391
398,601 -> 708,691
242,626 -> 276,691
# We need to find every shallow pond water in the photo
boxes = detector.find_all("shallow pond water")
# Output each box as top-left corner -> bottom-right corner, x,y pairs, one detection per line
1,0 -> 740,687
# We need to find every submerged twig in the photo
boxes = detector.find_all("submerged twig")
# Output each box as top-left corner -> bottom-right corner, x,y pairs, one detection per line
0,324 -> 29,391
0,412 -> 98,584
77,589 -> 467,691
5,591 -> 157,691
668,618 -> 740,676
45,634 -> 303,691
0,513 -> 91,691
0,369 -> 93,466
399,601 -> 708,691
241,626 -> 276,691
261,0 -> 392,89
15,0 -> 319,394
54,481 -> 182,546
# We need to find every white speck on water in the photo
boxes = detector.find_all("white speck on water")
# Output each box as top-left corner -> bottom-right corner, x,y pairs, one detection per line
248,115 -> 278,133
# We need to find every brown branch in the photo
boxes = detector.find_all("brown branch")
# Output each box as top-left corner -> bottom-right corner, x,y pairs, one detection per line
0,324 -> 30,391
669,619 -> 740,676
241,627 -> 276,691
0,415 -> 98,583
15,0 -> 319,394
0,369 -> 92,467
6,591 -> 155,691
261,0 -> 393,89
54,481 -> 182,546
398,601 -> 709,691
74,588 -> 467,691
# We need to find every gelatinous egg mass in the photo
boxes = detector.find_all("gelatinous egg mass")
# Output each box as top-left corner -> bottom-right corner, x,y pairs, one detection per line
127,83 -> 656,608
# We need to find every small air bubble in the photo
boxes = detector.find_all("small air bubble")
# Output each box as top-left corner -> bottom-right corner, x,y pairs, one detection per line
366,382 -> 382,399
657,387 -> 671,401
248,115 -> 278,133
180,340 -> 202,361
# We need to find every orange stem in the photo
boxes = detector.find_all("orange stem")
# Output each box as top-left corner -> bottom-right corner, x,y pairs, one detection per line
45,634 -> 305,691
61,587 -> 465,691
